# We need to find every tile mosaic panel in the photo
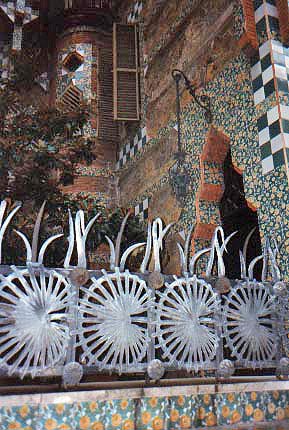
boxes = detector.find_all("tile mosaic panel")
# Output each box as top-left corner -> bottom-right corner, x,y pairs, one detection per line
250,40 -> 275,106
0,0 -> 39,24
12,24 -> 23,51
256,104 -> 287,174
57,44 -> 92,103
233,2 -> 245,41
127,1 -> 143,24
134,197 -> 149,221
199,201 -> 221,225
0,389 -> 288,430
203,161 -> 224,185
116,127 -> 148,170
125,52 -> 289,278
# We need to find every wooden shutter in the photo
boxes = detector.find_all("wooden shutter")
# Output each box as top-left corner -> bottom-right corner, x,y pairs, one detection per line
99,32 -> 118,143
113,23 -> 140,121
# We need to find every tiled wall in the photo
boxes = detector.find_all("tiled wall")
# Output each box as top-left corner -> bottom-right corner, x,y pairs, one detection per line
0,0 -> 39,24
118,0 -> 289,279
0,383 -> 288,430
56,43 -> 93,103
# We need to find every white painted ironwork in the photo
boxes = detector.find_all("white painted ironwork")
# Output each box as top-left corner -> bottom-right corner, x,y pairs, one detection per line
156,276 -> 220,372
188,227 -> 237,276
15,202 -> 63,265
78,269 -> 152,372
152,218 -> 173,272
0,199 -> 285,380
105,213 -> 145,271
0,200 -> 21,264
64,209 -> 100,269
0,266 -> 72,378
223,281 -> 277,366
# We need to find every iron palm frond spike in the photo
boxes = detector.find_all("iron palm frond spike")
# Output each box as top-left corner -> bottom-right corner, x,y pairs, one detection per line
177,226 -> 194,276
0,200 -> 22,264
63,209 -> 100,269
152,218 -> 173,273
105,212 -> 145,271
189,229 -> 237,276
14,201 -> 63,265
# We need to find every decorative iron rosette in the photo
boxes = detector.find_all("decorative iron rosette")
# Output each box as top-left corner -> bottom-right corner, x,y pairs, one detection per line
156,276 -> 220,371
0,266 -> 72,378
78,269 -> 152,373
223,281 -> 277,366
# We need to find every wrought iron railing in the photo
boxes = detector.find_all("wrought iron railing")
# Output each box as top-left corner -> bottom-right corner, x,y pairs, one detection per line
0,200 -> 287,386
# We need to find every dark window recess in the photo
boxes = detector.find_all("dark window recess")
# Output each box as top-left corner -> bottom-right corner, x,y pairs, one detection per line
220,150 -> 262,280
63,51 -> 83,72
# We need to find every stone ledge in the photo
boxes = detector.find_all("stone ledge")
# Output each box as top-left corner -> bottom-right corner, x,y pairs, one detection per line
0,380 -> 288,405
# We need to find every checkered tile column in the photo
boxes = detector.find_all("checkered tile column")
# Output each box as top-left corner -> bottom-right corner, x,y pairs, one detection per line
254,0 -> 279,42
127,1 -> 143,23
116,127 -> 148,170
250,0 -> 289,176
134,198 -> 149,222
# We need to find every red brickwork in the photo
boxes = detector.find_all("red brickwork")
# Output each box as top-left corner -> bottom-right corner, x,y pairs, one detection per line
192,128 -> 229,246
62,175 -> 115,194
240,0 -> 259,50
199,184 -> 224,202
50,27 -> 118,198
194,223 -> 218,240
202,128 -> 230,163
276,0 -> 289,43
56,32 -> 101,50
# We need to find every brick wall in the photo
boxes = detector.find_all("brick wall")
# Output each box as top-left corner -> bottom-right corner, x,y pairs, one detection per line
51,27 -> 118,198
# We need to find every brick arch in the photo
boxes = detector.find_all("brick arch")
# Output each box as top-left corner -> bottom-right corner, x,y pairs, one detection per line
192,126 -> 261,271
192,127 -> 230,254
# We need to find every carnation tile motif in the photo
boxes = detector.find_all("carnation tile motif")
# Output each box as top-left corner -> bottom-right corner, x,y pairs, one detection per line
0,388 -> 288,429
